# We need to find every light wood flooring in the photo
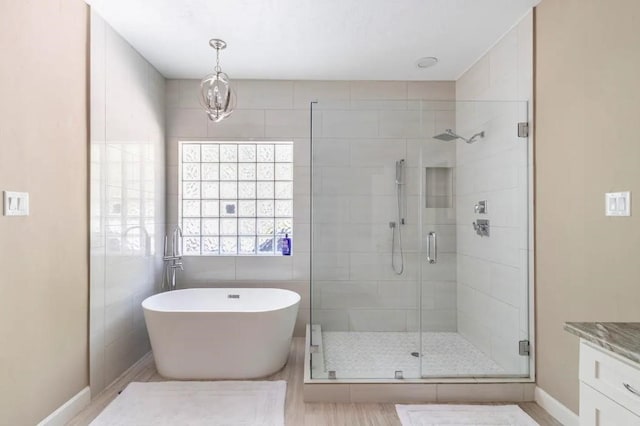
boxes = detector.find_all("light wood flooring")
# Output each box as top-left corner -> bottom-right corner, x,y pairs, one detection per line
69,338 -> 561,425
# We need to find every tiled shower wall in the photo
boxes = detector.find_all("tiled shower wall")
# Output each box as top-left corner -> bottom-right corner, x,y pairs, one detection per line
90,12 -> 166,395
312,97 -> 458,332
165,80 -> 456,335
455,11 -> 533,373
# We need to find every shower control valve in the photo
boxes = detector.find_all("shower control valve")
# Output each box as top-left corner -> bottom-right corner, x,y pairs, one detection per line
472,219 -> 490,237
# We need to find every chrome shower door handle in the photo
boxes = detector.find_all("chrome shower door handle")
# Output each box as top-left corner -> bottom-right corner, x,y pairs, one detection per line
426,232 -> 437,264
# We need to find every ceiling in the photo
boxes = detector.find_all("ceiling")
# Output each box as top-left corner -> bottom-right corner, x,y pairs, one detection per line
88,0 -> 539,81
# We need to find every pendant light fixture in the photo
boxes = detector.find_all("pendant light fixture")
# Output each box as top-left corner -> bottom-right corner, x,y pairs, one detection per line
199,39 -> 236,122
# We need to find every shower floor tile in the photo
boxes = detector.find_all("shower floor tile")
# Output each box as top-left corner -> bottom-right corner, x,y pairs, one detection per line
321,331 -> 505,379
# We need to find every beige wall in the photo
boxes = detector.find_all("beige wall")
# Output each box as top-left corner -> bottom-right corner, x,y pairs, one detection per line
0,0 -> 89,424
535,0 -> 640,413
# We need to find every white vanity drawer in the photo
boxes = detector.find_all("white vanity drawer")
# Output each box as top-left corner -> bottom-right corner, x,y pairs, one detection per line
580,383 -> 640,425
580,341 -> 640,417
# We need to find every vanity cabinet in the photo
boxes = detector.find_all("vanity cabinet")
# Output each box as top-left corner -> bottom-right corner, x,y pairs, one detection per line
579,341 -> 640,425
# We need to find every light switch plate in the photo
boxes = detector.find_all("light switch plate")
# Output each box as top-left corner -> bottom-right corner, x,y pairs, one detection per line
3,191 -> 29,216
605,191 -> 630,216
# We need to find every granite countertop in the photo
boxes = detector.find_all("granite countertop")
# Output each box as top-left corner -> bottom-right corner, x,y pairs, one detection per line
565,322 -> 640,365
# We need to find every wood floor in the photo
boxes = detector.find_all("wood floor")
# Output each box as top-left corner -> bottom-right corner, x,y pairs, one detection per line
69,338 -> 561,425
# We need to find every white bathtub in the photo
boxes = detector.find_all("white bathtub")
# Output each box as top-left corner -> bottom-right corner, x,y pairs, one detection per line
142,288 -> 300,379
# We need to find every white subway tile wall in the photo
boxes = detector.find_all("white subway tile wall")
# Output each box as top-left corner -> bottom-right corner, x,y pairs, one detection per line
311,83 -> 458,334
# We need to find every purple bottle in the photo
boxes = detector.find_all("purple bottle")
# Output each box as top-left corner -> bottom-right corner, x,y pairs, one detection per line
281,234 -> 291,256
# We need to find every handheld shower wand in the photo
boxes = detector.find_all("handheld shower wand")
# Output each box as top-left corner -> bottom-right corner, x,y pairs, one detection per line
395,159 -> 404,184
391,159 -> 405,275
395,159 -> 405,224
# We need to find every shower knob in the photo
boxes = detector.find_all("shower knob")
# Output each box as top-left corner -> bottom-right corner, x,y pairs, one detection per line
474,200 -> 487,214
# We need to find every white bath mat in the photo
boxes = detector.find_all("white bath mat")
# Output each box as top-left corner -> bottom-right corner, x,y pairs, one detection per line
91,381 -> 286,426
395,404 -> 539,425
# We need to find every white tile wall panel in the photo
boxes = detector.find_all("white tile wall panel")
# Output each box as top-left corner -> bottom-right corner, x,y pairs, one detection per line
90,12 -> 166,396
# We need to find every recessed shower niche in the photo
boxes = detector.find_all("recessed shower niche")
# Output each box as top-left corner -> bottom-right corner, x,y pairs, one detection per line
425,167 -> 453,209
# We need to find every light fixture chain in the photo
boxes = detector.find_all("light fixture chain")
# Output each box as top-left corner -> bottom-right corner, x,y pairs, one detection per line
215,47 -> 221,73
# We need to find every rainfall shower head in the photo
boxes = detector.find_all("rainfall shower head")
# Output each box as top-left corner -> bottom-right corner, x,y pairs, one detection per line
433,129 -> 485,144
432,129 -> 460,141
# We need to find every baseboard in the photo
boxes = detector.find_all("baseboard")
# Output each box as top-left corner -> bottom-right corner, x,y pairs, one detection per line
535,386 -> 579,426
37,386 -> 91,426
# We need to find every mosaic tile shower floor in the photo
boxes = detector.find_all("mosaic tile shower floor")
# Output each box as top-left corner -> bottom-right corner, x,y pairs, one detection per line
321,331 -> 505,379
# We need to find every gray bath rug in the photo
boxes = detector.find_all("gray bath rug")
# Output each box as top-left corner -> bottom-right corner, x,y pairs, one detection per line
91,381 -> 286,426
396,404 -> 539,425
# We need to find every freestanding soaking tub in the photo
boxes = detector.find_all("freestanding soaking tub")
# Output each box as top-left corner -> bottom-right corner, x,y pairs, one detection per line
142,288 -> 300,379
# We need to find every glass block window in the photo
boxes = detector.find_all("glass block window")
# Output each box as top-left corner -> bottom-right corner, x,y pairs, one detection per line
179,141 -> 294,256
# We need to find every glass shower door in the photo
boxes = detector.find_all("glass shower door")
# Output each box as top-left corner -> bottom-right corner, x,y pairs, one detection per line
309,99 -> 531,380
309,99 -> 423,380
419,100 -> 531,378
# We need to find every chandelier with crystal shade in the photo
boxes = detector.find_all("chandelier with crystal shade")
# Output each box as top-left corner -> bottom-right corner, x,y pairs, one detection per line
199,39 -> 236,123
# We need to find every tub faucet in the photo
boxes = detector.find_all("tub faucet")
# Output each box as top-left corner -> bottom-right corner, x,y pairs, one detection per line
162,225 -> 183,291
163,225 -> 183,261
172,225 -> 183,258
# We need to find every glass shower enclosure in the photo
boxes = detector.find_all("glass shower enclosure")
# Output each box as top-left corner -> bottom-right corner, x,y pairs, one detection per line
309,99 -> 531,380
